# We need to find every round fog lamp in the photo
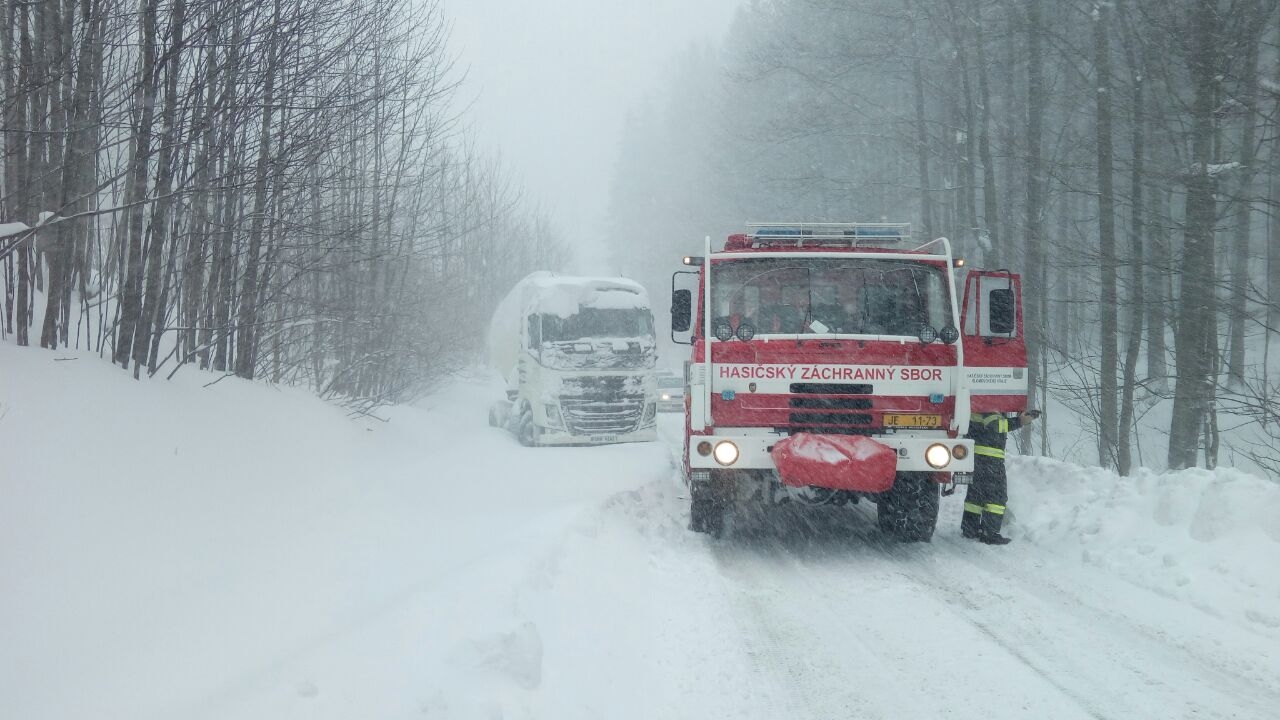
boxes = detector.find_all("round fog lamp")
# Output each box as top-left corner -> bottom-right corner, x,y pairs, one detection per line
925,443 -> 951,469
713,441 -> 740,466
696,441 -> 713,457
917,325 -> 938,344
952,444 -> 969,460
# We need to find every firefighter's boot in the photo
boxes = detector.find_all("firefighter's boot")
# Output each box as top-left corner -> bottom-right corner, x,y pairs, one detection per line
961,503 -> 983,539
978,504 -> 1012,545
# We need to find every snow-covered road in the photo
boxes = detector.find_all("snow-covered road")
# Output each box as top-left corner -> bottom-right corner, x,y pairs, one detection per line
518,413 -> 1280,720
2,349 -> 1278,719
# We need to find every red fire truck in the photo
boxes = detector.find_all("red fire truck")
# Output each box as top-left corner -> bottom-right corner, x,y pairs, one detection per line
671,223 -> 1028,541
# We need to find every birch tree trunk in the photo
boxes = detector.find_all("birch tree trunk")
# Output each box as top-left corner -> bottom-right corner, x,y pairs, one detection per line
136,0 -> 186,374
1118,22 -> 1146,477
1023,0 -> 1047,450
907,1 -> 934,240
113,0 -> 160,368
1169,0 -> 1220,470
233,0 -> 281,379
973,0 -> 1000,265
1094,2 -> 1119,469
1226,3 -> 1262,385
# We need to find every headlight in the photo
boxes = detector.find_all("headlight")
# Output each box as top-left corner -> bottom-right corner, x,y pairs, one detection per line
952,444 -> 969,460
661,393 -> 671,401
545,404 -> 563,428
925,443 -> 951,469
713,441 -> 739,466
642,402 -> 656,424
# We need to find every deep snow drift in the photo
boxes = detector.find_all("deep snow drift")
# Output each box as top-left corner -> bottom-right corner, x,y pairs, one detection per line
2,344 -> 1278,719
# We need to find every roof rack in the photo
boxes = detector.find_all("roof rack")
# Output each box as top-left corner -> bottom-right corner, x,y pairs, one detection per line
743,222 -> 913,247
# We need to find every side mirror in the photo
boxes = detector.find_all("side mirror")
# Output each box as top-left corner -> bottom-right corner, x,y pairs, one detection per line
671,289 -> 692,332
989,289 -> 1015,335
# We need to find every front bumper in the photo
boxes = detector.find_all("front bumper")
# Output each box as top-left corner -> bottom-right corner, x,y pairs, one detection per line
536,425 -> 657,445
688,430 -> 974,474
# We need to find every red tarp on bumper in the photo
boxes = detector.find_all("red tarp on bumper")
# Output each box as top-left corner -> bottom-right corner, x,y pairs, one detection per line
770,433 -> 898,493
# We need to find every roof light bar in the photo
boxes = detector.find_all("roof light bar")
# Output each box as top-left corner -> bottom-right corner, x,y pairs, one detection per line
743,222 -> 913,247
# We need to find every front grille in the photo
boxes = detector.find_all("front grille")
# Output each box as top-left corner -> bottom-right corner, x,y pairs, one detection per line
563,376 -> 630,395
789,397 -> 873,410
781,426 -> 875,436
561,397 -> 644,435
788,412 -> 874,425
790,383 -> 874,395
779,383 -> 876,435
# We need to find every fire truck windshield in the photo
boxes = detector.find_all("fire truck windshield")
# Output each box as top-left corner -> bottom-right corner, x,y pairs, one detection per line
711,257 -> 951,337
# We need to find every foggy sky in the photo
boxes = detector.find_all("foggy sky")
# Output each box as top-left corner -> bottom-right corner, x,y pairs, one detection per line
445,0 -> 742,273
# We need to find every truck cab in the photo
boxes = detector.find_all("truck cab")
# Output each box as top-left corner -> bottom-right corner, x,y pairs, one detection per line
488,273 -> 659,446
672,224 -> 1027,540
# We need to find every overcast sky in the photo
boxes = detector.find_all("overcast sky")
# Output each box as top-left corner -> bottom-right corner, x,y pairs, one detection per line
444,0 -> 742,273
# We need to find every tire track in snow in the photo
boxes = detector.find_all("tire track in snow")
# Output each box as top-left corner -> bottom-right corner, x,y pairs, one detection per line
720,500 -> 1275,720
911,539 -> 1280,720
944,538 -> 1280,691
655,418 -> 1274,719
712,540 -> 890,720
708,511 -> 1104,720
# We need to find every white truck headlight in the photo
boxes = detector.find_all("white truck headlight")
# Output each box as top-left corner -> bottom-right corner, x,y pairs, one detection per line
545,404 -> 563,429
713,441 -> 739,466
925,443 -> 951,469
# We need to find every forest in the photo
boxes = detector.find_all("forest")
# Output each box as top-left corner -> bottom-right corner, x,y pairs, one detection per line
607,0 -> 1280,476
0,0 -> 566,408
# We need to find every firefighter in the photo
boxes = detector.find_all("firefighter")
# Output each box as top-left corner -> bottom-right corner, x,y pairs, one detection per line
961,409 -> 1039,544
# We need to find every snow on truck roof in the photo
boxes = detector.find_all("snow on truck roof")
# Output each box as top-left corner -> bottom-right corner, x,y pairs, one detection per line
519,272 -> 650,318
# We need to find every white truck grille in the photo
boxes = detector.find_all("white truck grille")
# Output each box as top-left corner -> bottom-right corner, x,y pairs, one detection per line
561,398 -> 644,435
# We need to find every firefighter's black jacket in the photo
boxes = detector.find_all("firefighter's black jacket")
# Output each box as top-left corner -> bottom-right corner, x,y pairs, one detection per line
968,412 -> 1024,460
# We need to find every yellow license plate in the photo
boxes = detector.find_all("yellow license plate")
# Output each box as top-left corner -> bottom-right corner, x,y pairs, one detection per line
883,414 -> 942,428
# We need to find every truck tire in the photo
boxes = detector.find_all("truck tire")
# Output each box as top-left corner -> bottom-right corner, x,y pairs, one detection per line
876,473 -> 939,543
690,479 -> 726,538
516,410 -> 538,447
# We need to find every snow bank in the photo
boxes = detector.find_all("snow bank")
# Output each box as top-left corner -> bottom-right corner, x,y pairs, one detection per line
0,343 -> 666,720
6,338 -> 1278,719
1009,455 -> 1280,632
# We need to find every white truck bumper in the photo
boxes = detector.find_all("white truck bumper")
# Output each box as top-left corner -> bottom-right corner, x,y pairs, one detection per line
536,425 -> 657,446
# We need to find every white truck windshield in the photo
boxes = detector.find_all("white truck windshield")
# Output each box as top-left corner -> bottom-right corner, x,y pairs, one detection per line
541,308 -> 655,342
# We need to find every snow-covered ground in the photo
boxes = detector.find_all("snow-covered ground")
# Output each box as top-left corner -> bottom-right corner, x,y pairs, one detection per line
2,344 -> 1279,719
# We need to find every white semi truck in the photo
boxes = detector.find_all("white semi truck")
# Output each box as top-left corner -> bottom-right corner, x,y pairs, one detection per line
487,272 -> 659,445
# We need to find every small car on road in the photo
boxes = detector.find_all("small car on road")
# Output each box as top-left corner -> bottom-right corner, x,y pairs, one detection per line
656,370 -> 685,412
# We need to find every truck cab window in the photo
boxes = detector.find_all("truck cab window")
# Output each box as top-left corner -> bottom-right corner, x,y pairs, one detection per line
528,316 -> 541,348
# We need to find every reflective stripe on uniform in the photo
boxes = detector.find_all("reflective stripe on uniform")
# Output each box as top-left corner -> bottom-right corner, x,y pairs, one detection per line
985,503 -> 1006,515
964,502 -> 984,515
971,413 -> 1010,434
974,445 -> 1005,459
